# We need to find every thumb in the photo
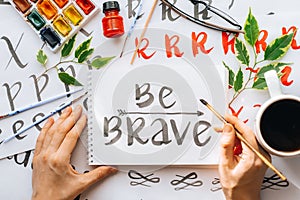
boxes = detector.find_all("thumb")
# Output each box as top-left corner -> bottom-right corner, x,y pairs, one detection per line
80,166 -> 118,189
219,123 -> 236,166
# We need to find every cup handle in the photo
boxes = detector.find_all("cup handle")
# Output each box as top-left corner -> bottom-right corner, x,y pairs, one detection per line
264,70 -> 282,97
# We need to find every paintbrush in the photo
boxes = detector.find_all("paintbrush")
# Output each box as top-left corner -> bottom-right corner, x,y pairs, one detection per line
0,92 -> 87,144
120,0 -> 143,57
130,0 -> 158,64
200,99 -> 287,181
0,88 -> 83,120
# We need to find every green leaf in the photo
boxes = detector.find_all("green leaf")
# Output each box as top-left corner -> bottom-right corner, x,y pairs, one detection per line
264,32 -> 294,61
58,72 -> 83,86
256,63 -> 291,78
36,49 -> 47,66
223,61 -> 235,87
235,38 -> 250,66
234,67 -> 243,92
252,78 -> 267,90
91,56 -> 115,69
256,64 -> 275,78
78,48 -> 94,63
61,34 -> 76,58
274,62 -> 292,71
75,37 -> 92,58
244,8 -> 259,46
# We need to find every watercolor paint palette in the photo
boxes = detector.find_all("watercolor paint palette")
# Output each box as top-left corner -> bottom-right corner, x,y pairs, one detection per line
9,0 -> 99,52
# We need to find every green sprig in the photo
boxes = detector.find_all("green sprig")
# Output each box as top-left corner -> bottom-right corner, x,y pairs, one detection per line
36,35 -> 114,86
224,8 -> 294,106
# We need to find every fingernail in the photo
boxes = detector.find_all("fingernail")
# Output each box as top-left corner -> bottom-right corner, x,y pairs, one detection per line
223,124 -> 233,133
213,127 -> 223,133
75,105 -> 82,111
63,106 -> 72,113
109,167 -> 118,174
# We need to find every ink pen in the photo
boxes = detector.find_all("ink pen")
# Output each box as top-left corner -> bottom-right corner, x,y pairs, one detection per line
0,92 -> 87,144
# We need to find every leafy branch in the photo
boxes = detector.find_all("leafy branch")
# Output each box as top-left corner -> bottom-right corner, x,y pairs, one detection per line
224,8 -> 294,106
36,34 -> 115,86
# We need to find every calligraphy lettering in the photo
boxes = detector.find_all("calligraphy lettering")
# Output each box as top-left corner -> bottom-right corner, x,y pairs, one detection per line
222,32 -> 236,55
151,118 -> 172,145
159,86 -> 176,109
135,38 -> 156,60
105,83 -> 211,147
104,117 -> 211,147
7,150 -> 33,168
194,1 -> 211,20
192,32 -> 213,56
127,0 -> 144,19
135,83 -> 154,108
255,30 -> 268,54
104,116 -> 122,145
282,26 -> 300,49
127,117 -> 148,145
13,120 -> 26,140
2,81 -> 22,111
160,0 -> 180,21
280,66 -> 293,86
165,34 -> 184,58
171,119 -> 190,145
33,113 -> 45,131
0,36 -> 28,69
30,74 -> 49,101
193,121 -> 211,147
136,83 -> 176,109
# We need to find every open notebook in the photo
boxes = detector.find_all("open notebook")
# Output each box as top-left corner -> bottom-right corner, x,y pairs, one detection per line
87,28 -> 226,165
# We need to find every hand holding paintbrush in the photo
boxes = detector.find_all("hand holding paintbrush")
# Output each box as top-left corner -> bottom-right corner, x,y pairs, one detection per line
200,99 -> 286,181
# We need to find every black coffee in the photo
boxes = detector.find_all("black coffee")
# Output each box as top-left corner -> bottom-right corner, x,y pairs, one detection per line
260,99 -> 300,152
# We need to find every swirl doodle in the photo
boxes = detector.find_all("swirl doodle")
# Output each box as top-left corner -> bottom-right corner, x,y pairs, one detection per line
210,177 -> 222,192
261,173 -> 289,190
128,170 -> 160,187
170,172 -> 203,191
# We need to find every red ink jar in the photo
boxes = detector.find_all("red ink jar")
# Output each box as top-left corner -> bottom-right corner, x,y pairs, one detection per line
102,1 -> 125,38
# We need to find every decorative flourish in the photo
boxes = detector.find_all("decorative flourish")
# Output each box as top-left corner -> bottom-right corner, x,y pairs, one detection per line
117,109 -> 204,116
210,177 -> 222,192
261,173 -> 289,190
224,8 -> 294,107
36,34 -> 115,86
170,172 -> 203,191
128,170 -> 160,187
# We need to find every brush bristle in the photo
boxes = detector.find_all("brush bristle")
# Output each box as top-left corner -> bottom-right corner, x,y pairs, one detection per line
199,99 -> 208,106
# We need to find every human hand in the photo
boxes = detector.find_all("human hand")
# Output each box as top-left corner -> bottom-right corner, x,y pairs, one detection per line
218,114 -> 271,200
32,105 -> 117,200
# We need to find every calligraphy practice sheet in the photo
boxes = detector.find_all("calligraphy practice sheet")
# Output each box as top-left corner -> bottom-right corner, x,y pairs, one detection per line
1,0 -> 300,199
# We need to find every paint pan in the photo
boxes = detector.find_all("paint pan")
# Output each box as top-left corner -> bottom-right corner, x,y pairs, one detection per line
9,0 -> 99,52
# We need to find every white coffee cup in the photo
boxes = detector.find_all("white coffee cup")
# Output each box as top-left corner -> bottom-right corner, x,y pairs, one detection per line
255,70 -> 300,157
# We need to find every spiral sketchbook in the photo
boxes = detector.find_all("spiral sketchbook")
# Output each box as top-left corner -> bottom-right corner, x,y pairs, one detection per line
87,28 -> 226,165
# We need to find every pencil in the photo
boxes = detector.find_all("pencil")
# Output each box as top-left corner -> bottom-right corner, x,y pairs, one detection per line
130,0 -> 158,64
199,99 -> 287,181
